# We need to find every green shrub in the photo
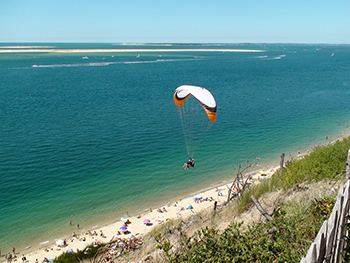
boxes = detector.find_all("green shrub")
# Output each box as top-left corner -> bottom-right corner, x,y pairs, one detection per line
52,243 -> 105,263
237,137 -> 350,212
157,196 -> 335,262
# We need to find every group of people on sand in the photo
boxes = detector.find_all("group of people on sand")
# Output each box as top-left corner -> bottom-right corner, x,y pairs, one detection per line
85,230 -> 99,237
193,196 -> 214,204
69,229 -> 107,243
157,207 -> 168,213
2,247 -> 19,263
2,247 -> 31,263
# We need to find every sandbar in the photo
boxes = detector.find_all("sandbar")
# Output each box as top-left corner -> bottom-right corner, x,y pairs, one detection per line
0,48 -> 264,53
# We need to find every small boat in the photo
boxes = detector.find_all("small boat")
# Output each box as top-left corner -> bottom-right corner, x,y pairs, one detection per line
82,56 -> 89,59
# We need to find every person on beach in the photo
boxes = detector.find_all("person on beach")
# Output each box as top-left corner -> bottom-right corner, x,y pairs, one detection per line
183,158 -> 195,169
100,230 -> 106,238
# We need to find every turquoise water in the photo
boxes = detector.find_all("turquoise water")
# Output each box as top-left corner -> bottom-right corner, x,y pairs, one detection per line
1,43 -> 350,253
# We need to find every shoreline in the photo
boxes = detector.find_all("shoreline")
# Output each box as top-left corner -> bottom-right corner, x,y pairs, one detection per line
1,163 -> 279,263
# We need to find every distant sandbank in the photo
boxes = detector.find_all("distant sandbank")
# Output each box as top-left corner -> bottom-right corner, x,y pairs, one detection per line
0,48 -> 264,53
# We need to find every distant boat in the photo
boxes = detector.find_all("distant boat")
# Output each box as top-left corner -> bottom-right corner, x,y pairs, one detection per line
82,56 -> 89,59
331,53 -> 334,57
136,54 -> 140,58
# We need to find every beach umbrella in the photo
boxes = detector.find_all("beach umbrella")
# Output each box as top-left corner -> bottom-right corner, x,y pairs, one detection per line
120,226 -> 127,230
143,219 -> 151,224
121,217 -> 128,221
186,204 -> 193,210
56,240 -> 64,247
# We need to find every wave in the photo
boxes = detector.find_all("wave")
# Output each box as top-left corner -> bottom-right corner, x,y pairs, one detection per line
31,58 -> 195,68
32,62 -> 113,68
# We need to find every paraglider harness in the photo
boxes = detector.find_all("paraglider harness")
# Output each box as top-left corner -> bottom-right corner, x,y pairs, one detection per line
187,158 -> 195,168
183,158 -> 195,169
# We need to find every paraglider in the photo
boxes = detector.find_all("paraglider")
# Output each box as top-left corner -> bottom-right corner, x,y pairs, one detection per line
182,158 -> 195,169
173,85 -> 217,169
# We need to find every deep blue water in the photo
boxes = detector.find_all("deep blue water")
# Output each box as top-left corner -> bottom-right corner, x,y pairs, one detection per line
1,43 -> 350,253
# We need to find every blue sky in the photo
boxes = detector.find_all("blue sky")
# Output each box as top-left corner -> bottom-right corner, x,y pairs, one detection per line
1,0 -> 349,44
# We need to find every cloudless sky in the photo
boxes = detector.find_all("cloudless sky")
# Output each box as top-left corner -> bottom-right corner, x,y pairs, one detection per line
1,0 -> 349,44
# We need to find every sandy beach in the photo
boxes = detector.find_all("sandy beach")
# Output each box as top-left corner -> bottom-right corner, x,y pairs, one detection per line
1,166 -> 277,263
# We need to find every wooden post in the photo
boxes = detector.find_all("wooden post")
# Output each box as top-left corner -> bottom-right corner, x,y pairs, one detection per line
345,149 -> 350,180
225,163 -> 249,206
226,165 -> 240,205
251,195 -> 273,221
279,153 -> 285,176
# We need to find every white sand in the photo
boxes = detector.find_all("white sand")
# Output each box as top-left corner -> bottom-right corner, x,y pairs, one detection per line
3,166 -> 277,263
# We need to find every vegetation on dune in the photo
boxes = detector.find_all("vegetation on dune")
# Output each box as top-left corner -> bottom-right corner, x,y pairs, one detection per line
156,196 -> 335,262
52,243 -> 105,263
237,137 -> 350,213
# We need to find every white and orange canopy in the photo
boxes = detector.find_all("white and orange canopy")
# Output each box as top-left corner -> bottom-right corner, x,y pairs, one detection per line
173,85 -> 217,123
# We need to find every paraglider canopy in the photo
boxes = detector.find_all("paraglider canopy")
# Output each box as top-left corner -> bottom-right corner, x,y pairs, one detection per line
173,85 -> 217,123
173,85 -> 217,160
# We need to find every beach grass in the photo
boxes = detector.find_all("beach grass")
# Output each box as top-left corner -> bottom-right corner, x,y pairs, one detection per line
158,195 -> 336,262
235,137 -> 350,213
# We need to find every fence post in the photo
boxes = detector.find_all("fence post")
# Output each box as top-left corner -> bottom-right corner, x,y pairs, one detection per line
334,181 -> 350,263
279,153 -> 285,176
345,149 -> 350,180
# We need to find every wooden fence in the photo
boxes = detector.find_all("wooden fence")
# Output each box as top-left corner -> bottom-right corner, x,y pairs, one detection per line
300,149 -> 350,263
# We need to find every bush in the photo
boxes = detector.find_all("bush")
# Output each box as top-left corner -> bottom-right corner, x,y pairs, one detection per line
157,196 -> 335,262
52,244 -> 105,263
237,137 -> 350,212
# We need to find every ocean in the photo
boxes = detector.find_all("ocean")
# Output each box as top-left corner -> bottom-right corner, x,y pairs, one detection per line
1,43 -> 350,253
